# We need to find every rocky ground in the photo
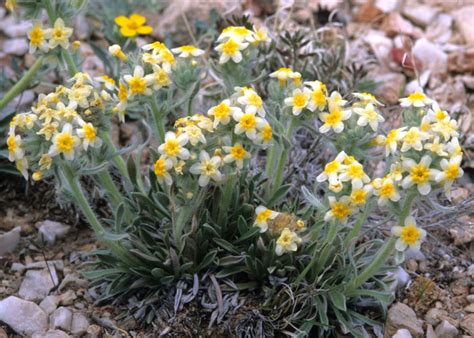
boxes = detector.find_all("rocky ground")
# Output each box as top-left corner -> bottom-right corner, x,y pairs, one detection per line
1,0 -> 474,337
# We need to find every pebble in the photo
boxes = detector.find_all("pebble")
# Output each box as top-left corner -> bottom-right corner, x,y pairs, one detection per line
374,72 -> 406,104
3,38 -> 29,56
86,324 -> 101,337
406,259 -> 418,272
460,314 -> 474,336
364,30 -> 393,64
393,328 -> 413,338
426,13 -> 452,44
402,5 -> 439,27
465,303 -> 474,313
11,260 -> 65,272
467,294 -> 474,303
19,269 -> 57,302
2,18 -> 31,38
50,307 -> 72,332
39,296 -> 59,315
381,12 -> 422,38
0,226 -> 21,255
0,296 -> 48,336
32,330 -> 70,338
435,320 -> 458,338
37,220 -> 71,245
425,307 -> 448,326
412,38 -> 448,76
452,6 -> 474,45
426,324 -> 437,338
71,312 -> 89,336
385,302 -> 424,337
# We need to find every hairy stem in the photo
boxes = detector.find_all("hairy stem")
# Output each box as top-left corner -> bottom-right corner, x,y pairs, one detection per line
100,132 -> 131,186
96,169 -> 123,209
62,49 -> 78,77
150,96 -> 165,143
0,56 -> 45,112
271,117 -> 297,194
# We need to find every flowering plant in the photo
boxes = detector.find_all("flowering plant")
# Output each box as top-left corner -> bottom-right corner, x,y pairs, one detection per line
1,1 -> 465,336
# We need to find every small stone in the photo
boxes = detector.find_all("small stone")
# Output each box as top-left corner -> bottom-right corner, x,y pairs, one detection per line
385,302 -> 424,338
25,260 -> 65,271
402,5 -> 439,27
39,296 -> 59,315
50,307 -> 72,332
3,38 -> 29,56
435,320 -> 459,338
364,30 -> 393,64
71,312 -> 89,336
374,0 -> 401,12
381,12 -> 422,38
412,38 -> 447,76
2,19 -> 31,38
426,324 -> 437,338
0,296 -> 48,336
406,259 -> 418,272
465,303 -> 474,313
461,314 -> 474,336
86,324 -> 101,337
354,2 -> 383,23
425,308 -> 448,326
58,290 -> 76,306
73,15 -> 91,40
374,72 -> 406,104
32,330 -> 70,338
448,49 -> 474,73
0,327 -> 7,338
0,226 -> 21,255
37,220 -> 71,245
426,13 -> 452,44
467,295 -> 474,303
393,328 -> 412,338
468,264 -> 474,276
449,225 -> 474,246
19,270 -> 56,302
452,6 -> 474,45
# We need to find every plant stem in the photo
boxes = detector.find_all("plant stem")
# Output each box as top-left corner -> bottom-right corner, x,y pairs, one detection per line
96,169 -> 123,209
150,96 -> 165,143
347,191 -> 418,291
271,117 -> 297,194
100,131 -> 131,185
344,202 -> 373,248
62,49 -> 78,77
43,0 -> 56,22
217,175 -> 235,226
0,56 -> 45,112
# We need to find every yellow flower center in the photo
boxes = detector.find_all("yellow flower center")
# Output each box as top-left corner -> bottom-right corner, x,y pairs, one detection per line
386,129 -> 398,144
163,139 -> 181,157
129,76 -> 146,94
203,160 -> 217,176
380,182 -> 395,198
435,110 -> 447,121
30,26 -> 44,45
277,232 -> 292,246
347,164 -> 365,179
400,224 -> 422,245
83,124 -> 96,141
404,129 -> 420,145
445,164 -> 459,181
118,83 -> 128,102
325,110 -> 342,126
312,90 -> 325,105
240,113 -> 256,130
410,165 -> 430,184
257,209 -> 272,223
247,93 -> 262,107
293,93 -> 306,108
261,124 -> 272,141
7,135 -> 17,152
154,158 -> 166,177
324,160 -> 340,174
230,145 -> 247,160
408,92 -> 425,102
56,133 -> 75,152
222,39 -> 239,55
101,75 -> 116,86
350,189 -> 367,205
213,102 -> 231,119
52,27 -> 65,40
180,45 -> 197,53
331,202 -> 350,220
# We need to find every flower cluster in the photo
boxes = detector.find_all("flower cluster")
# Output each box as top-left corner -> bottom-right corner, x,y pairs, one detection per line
314,90 -> 463,253
7,73 -> 112,179
153,87 -> 272,187
214,25 -> 269,64
253,207 -> 305,256
27,18 -> 73,54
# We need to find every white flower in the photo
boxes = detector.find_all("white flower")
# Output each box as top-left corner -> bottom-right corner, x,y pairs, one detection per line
189,151 -> 223,187
391,216 -> 426,252
319,103 -> 352,134
275,228 -> 302,256
399,127 -> 429,152
7,134 -> 24,161
401,155 -> 437,195
123,66 -> 154,96
236,88 -> 266,117
207,99 -> 241,128
217,26 -> 253,43
48,123 -> 80,160
353,92 -> 384,106
158,132 -> 190,160
46,18 -> 73,49
377,127 -> 406,156
324,196 -> 352,223
183,124 -> 206,146
373,177 -> 400,206
353,103 -> 385,131
153,156 -> 174,185
233,110 -> 265,140
339,161 -> 370,190
316,151 -> 347,184
399,91 -> 433,108
76,121 -> 102,150
171,45 -> 204,58
223,143 -> 249,169
254,206 -> 278,233
284,88 -> 311,116
215,38 -> 248,64
433,155 -> 464,193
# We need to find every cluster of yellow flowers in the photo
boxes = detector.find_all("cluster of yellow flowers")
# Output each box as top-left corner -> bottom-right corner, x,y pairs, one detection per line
214,25 -> 270,64
254,207 -> 305,256
107,40 -> 204,121
27,18 -> 73,54
153,86 -> 272,187
7,73 -> 112,180
315,91 -> 463,253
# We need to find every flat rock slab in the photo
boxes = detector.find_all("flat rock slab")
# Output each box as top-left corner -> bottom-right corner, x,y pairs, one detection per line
0,296 -> 48,336
19,269 -> 56,302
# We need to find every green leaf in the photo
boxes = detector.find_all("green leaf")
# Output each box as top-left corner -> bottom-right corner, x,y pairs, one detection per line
195,250 -> 217,272
235,226 -> 260,244
346,289 -> 393,304
266,184 -> 291,207
328,289 -> 347,311
301,186 -> 324,210
213,238 -> 239,255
